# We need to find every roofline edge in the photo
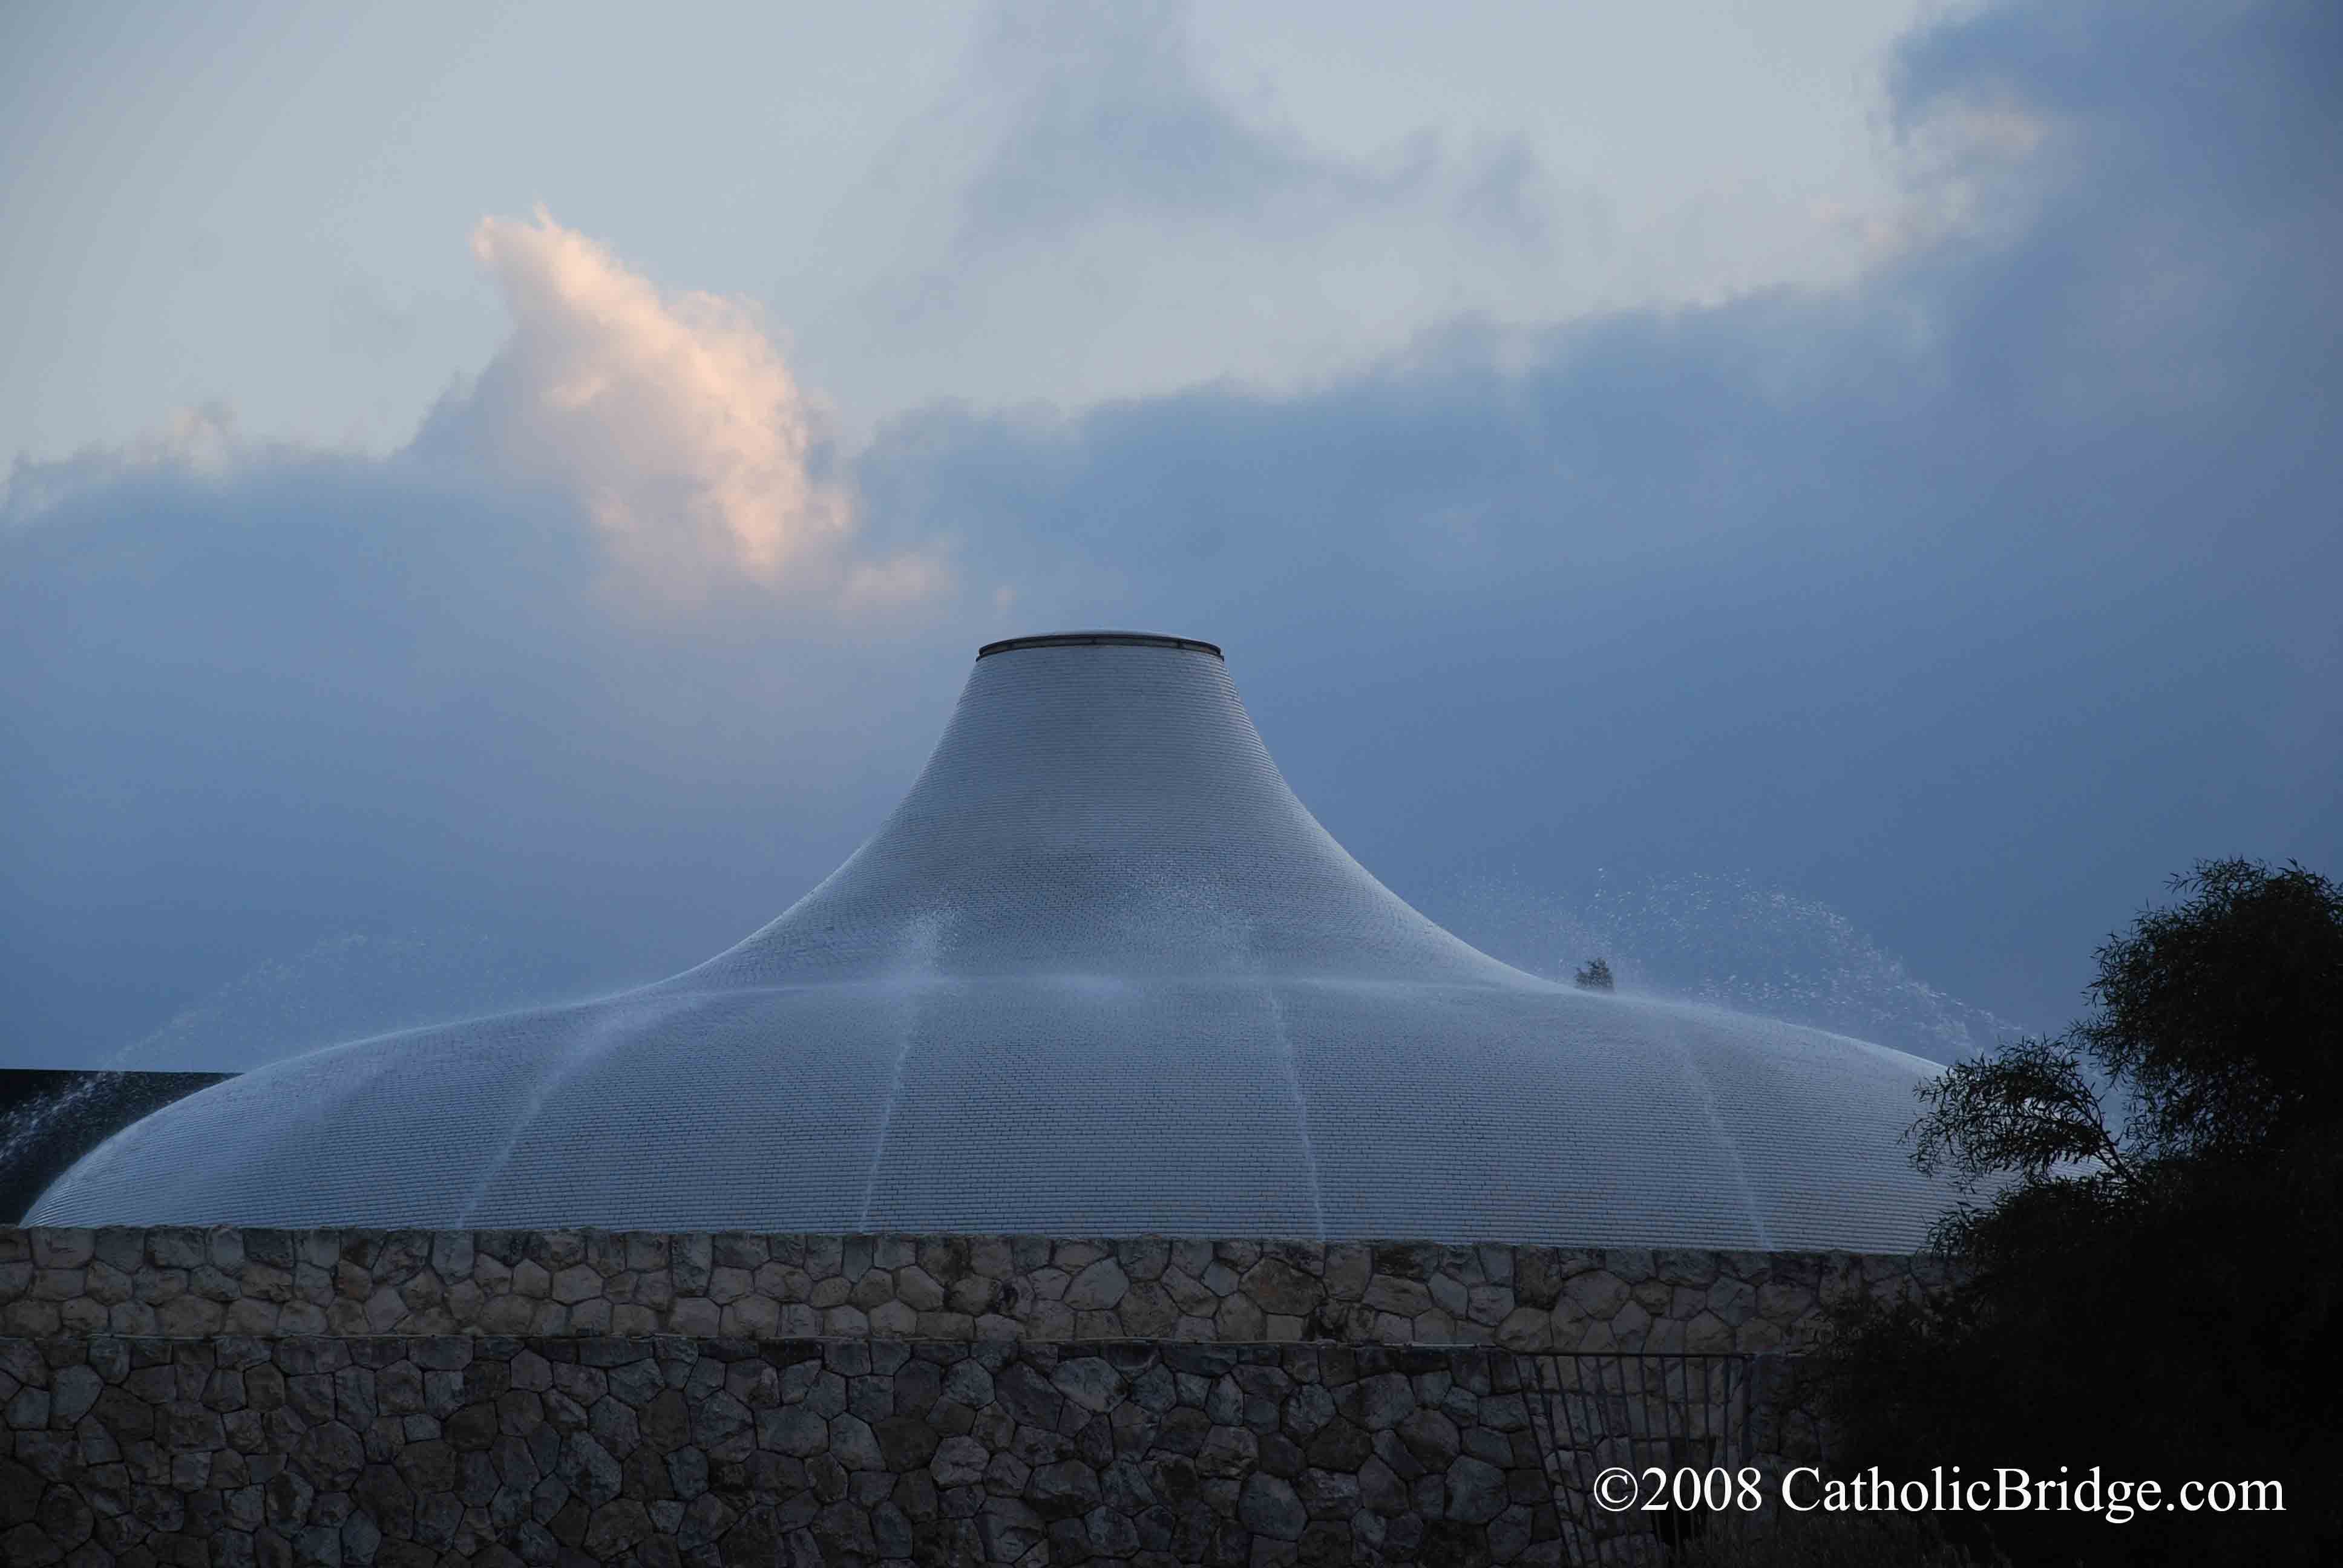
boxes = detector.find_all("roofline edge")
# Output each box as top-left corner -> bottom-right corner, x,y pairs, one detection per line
977,632 -> 1224,661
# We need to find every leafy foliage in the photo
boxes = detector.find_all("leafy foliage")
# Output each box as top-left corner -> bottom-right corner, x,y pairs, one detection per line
1814,860 -> 2343,1567
2075,858 -> 2342,1161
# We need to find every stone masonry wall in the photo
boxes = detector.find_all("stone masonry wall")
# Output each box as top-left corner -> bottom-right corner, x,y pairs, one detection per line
1,1231 -> 1942,1354
2,1334 -> 1588,1567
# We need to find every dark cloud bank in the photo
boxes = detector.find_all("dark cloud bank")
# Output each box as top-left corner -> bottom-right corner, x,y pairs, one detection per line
5,0 -> 2336,1070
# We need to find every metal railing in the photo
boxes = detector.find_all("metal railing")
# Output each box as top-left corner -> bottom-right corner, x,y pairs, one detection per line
1515,1351 -> 1762,1566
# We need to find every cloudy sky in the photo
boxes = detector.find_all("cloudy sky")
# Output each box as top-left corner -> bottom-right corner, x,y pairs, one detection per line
4,0 -> 2336,1070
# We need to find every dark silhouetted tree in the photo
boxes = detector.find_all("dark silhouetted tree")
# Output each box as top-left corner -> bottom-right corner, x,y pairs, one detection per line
1573,956 -> 1614,991
1815,859 -> 2343,1567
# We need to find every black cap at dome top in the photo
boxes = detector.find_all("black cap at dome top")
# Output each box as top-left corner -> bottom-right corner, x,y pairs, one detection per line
977,631 -> 1224,660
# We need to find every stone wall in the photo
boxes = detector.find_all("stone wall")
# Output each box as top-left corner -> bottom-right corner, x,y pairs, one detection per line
0,1230 -> 1941,1353
2,1334 -> 1601,1567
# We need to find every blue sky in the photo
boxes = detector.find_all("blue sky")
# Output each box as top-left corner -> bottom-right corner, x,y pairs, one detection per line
2,1 -> 1948,456
4,0 -> 2336,1070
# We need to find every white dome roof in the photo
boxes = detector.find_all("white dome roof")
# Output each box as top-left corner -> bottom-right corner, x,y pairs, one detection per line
33,634 -> 1957,1248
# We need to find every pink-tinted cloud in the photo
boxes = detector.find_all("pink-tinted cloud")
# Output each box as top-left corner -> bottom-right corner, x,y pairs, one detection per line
464,207 -> 942,607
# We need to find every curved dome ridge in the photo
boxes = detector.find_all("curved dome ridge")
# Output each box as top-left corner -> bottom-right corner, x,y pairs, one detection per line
1655,1010 -> 1781,1251
30,633 -> 1963,1249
